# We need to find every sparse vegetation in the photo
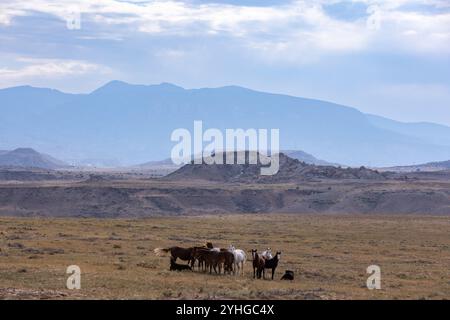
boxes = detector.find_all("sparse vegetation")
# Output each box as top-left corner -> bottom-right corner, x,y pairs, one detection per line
0,214 -> 449,299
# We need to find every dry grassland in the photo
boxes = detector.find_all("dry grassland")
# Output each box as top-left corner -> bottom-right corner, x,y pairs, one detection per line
0,214 -> 449,299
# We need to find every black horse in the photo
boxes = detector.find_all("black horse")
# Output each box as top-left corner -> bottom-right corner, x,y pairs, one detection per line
281,270 -> 294,280
263,251 -> 281,280
170,258 -> 192,271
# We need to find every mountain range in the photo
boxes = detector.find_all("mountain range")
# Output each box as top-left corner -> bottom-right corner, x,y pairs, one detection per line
1,81 -> 450,167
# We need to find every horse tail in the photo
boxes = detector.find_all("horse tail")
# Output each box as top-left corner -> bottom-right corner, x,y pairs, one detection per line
154,247 -> 170,256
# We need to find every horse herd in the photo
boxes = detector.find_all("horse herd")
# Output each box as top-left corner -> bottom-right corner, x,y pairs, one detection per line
154,242 -> 290,280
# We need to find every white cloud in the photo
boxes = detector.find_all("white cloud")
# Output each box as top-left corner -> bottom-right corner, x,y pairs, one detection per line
0,0 -> 449,63
0,58 -> 111,85
375,9 -> 450,53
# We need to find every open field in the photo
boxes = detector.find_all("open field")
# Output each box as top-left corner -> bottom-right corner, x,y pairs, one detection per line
0,214 -> 449,299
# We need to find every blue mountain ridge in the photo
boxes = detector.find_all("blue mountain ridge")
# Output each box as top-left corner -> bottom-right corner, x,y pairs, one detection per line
1,80 -> 449,167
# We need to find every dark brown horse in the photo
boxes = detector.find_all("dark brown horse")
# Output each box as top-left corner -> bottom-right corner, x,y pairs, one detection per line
194,249 -> 220,274
154,246 -> 194,264
220,251 -> 235,274
191,246 -> 209,270
251,249 -> 266,279
192,248 -> 234,274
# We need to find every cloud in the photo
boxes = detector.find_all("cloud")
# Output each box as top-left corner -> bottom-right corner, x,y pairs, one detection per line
0,58 -> 111,85
375,8 -> 450,53
0,0 -> 449,64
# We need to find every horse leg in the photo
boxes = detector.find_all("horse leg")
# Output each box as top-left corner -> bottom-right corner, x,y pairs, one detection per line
272,268 -> 274,280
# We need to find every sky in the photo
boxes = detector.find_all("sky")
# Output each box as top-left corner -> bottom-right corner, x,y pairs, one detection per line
0,0 -> 449,126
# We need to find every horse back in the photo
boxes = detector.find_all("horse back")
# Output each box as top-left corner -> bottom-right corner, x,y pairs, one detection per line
171,246 -> 194,260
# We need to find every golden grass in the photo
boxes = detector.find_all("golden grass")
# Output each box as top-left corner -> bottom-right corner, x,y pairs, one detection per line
0,214 -> 449,299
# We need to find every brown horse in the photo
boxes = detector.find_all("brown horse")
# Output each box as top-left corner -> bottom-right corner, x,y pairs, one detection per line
192,248 -> 233,274
194,249 -> 220,274
219,251 -> 235,274
251,249 -> 266,279
154,246 -> 194,264
191,246 -> 209,270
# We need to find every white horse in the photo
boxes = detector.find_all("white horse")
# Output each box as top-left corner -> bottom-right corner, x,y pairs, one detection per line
261,248 -> 273,259
229,245 -> 247,276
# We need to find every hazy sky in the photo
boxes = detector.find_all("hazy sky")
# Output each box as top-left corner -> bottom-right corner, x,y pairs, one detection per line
1,0 -> 449,125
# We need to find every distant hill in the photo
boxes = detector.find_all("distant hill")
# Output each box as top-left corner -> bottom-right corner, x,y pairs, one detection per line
366,114 -> 450,147
382,160 -> 450,173
166,152 -> 387,183
2,81 -> 450,167
132,150 -> 336,169
283,150 -> 336,166
0,148 -> 68,169
133,158 -> 179,169
129,158 -> 181,176
134,149 -> 332,171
